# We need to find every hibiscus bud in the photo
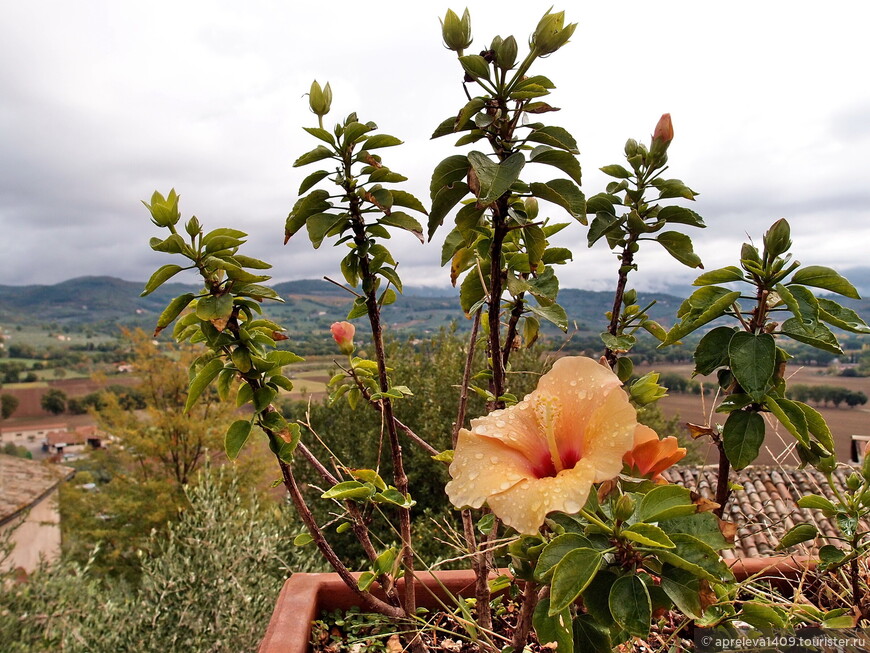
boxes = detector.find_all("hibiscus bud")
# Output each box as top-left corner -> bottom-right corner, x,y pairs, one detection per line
184,216 -> 201,237
524,197 -> 539,220
624,138 -> 639,158
649,113 -> 673,163
862,443 -> 870,480
629,372 -> 668,406
494,35 -> 518,70
330,321 -> 355,355
308,80 -> 332,118
440,8 -> 472,55
763,218 -> 792,260
816,454 -> 838,473
847,471 -> 861,492
530,9 -> 577,56
614,494 -> 635,521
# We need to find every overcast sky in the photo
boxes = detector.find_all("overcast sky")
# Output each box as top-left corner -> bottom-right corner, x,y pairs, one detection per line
2,1 -> 869,295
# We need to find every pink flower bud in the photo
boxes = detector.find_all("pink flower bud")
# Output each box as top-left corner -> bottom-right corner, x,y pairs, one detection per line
330,321 -> 355,355
653,113 -> 674,146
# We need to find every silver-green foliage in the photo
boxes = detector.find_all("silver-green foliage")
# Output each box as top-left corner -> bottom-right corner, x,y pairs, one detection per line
0,466 -> 316,653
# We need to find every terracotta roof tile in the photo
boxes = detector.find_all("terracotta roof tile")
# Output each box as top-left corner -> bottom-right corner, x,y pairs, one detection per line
663,465 -> 869,559
0,455 -> 75,523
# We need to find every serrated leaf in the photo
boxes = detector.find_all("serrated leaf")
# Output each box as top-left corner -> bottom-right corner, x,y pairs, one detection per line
535,533 -> 593,582
650,533 -> 734,583
622,523 -> 675,548
780,317 -> 844,355
817,297 -> 870,333
527,301 -> 568,331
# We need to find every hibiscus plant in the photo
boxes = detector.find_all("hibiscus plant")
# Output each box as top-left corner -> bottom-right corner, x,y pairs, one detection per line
139,7 -> 868,652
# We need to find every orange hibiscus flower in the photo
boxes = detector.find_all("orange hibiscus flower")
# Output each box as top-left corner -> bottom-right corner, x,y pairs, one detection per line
446,357 -> 640,534
622,425 -> 686,481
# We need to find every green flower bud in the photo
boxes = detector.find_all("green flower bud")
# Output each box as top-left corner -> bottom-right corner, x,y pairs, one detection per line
763,218 -> 792,260
308,80 -> 332,118
524,197 -> 539,221
816,454 -> 838,474
861,443 -> 870,480
530,9 -> 577,56
614,494 -> 635,521
185,216 -> 201,238
623,289 -> 637,306
629,372 -> 668,406
143,189 -> 180,228
440,8 -> 472,54
624,138 -> 639,157
846,471 -> 861,492
495,35 -> 518,70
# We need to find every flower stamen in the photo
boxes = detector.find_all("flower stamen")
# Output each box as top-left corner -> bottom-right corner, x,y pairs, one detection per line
535,395 -> 564,474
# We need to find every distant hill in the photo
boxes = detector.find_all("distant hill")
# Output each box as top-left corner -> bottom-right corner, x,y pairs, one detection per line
1,276 -> 867,340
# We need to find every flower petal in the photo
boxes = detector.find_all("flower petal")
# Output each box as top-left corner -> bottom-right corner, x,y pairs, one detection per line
486,459 -> 598,534
445,428 -> 531,509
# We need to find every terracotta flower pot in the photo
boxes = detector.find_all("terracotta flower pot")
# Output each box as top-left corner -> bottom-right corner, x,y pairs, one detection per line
258,557 -> 818,653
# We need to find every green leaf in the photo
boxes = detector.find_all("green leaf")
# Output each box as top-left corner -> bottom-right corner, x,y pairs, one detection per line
722,410 -> 765,470
388,189 -> 427,215
467,151 -> 525,205
600,164 -> 632,179
740,602 -> 787,629
600,332 -> 636,352
533,598 -> 573,653
149,233 -> 186,254
155,293 -> 195,331
660,564 -> 704,619
728,332 -> 776,400
660,512 -> 734,551
293,532 -> 314,546
650,533 -> 734,583
657,205 -> 706,227
535,533 -> 592,582
341,121 -> 373,145
526,125 -> 579,153
622,523 -> 675,548
429,155 -> 469,199
428,182 -> 469,240
253,386 -> 277,413
306,213 -> 345,249
356,571 -> 375,592
321,480 -> 375,501
609,575 -> 650,637
693,326 -> 736,375
780,317 -> 844,355
549,548 -> 602,615
530,148 -> 581,185
523,224 -> 546,271
793,401 -> 835,454
142,264 -> 186,298
527,301 -> 568,332
637,485 -> 696,523
776,523 -> 818,550
379,212 -> 423,242
817,297 -> 870,334
529,179 -> 586,221
285,190 -> 331,240
662,289 -> 741,346
225,420 -> 252,459
459,263 -> 486,315
572,614 -> 612,653
657,231 -> 703,268
184,358 -> 225,413
693,266 -> 744,286
764,396 -> 810,447
293,145 -> 334,167
587,211 -> 621,247
363,134 -> 403,149
790,265 -> 860,299
796,494 -> 837,513
302,126 -> 335,145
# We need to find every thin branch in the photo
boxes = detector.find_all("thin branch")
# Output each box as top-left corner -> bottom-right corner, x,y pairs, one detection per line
322,275 -> 362,297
